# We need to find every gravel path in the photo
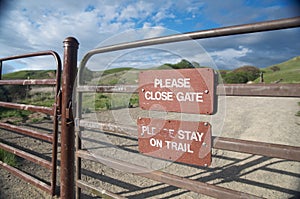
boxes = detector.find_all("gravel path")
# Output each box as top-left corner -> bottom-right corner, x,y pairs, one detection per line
0,96 -> 300,198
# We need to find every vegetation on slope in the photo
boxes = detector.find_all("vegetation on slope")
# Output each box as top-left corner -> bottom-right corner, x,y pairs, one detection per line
2,70 -> 56,80
221,66 -> 261,83
256,56 -> 300,83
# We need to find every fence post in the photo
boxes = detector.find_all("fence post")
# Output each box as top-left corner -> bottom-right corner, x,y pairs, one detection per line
0,61 -> 2,80
60,37 -> 79,199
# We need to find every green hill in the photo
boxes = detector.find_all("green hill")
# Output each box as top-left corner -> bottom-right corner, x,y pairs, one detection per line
156,59 -> 196,70
101,67 -> 135,76
2,70 -> 56,80
256,56 -> 300,83
3,56 -> 299,84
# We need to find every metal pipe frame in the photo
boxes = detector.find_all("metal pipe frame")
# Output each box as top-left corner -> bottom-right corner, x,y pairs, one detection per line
77,180 -> 127,199
76,83 -> 300,97
78,17 -> 300,78
60,37 -> 79,199
75,17 -> 300,199
78,120 -> 300,162
0,101 -> 54,115
0,161 -> 52,194
0,79 -> 56,85
0,122 -> 53,143
76,150 -> 263,199
0,142 -> 52,169
0,50 -> 61,63
0,61 -> 2,80
0,50 -> 62,196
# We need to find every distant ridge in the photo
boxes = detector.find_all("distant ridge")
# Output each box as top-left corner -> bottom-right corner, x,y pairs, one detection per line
3,56 -> 299,83
2,70 -> 56,80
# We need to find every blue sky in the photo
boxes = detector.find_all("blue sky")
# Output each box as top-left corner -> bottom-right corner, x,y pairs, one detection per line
0,0 -> 299,73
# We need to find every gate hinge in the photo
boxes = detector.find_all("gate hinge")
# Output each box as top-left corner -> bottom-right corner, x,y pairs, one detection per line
65,101 -> 74,125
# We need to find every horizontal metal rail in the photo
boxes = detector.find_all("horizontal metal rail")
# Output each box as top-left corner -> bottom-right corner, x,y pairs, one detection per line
77,85 -> 138,93
76,150 -> 263,199
78,119 -> 137,138
78,120 -> 300,161
0,160 -> 51,194
79,17 -> 300,75
77,180 -> 127,199
218,83 -> 300,97
0,122 -> 53,143
212,137 -> 300,162
0,142 -> 52,169
0,51 -> 61,62
76,83 -> 300,97
0,101 -> 53,115
0,50 -> 61,81
0,79 -> 56,85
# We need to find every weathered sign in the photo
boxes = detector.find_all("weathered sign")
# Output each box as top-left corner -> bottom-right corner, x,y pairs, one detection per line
137,118 -> 211,167
139,68 -> 215,114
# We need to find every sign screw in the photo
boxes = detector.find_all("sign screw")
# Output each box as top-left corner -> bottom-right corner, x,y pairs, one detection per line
202,142 -> 207,147
204,122 -> 208,126
142,89 -> 145,92
204,90 -> 209,94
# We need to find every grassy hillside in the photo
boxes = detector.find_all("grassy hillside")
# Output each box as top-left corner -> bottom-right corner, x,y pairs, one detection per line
101,67 -> 136,76
97,68 -> 139,85
255,56 -> 300,83
3,56 -> 299,84
2,70 -> 56,80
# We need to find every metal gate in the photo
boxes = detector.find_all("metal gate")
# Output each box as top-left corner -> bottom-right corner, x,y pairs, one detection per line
74,17 -> 300,199
1,17 -> 300,198
0,51 -> 61,196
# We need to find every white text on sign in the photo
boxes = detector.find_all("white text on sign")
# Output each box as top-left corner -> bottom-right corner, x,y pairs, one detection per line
141,125 -> 204,154
144,78 -> 204,102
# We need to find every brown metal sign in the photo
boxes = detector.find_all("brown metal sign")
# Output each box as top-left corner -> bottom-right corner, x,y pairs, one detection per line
138,118 -> 211,167
139,68 -> 215,114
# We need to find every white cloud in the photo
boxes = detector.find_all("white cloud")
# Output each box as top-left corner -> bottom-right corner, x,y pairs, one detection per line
152,11 -> 175,23
0,0 -> 299,72
210,46 -> 253,69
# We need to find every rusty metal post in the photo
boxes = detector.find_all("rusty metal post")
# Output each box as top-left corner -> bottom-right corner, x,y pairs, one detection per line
0,61 -> 2,80
60,37 -> 79,199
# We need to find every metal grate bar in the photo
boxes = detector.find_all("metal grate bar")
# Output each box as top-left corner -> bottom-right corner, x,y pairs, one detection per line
0,142 -> 52,169
0,122 -> 53,143
77,180 -> 127,199
0,101 -> 53,115
79,17 -> 300,73
76,84 -> 300,97
213,137 -> 300,162
0,79 -> 56,85
78,120 -> 300,161
0,160 -> 52,194
76,150 -> 263,199
218,83 -> 300,97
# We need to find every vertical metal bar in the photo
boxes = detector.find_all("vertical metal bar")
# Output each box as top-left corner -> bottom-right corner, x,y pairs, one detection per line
75,92 -> 82,199
0,61 -> 2,80
75,46 -> 86,199
50,53 -> 62,196
60,37 -> 79,199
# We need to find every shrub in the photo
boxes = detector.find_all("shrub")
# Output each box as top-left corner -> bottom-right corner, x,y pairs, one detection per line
224,66 -> 261,83
224,72 -> 249,83
270,66 -> 280,72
